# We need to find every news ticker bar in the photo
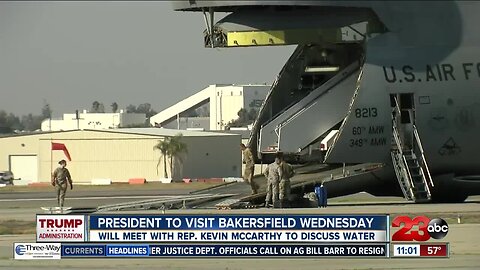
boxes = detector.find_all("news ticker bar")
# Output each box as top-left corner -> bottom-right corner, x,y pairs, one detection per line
14,243 -> 451,259
62,243 -> 388,258
391,243 -> 449,258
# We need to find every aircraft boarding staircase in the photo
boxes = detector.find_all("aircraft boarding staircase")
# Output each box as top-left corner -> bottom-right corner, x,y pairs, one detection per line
258,61 -> 361,153
390,97 -> 434,202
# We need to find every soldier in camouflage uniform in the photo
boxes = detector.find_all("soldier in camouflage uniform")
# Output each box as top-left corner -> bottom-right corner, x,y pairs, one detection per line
51,160 -> 73,207
279,156 -> 295,208
263,154 -> 282,208
241,144 -> 258,194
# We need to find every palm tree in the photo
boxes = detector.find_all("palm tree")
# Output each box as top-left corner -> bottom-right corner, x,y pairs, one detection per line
168,134 -> 188,180
111,102 -> 118,113
154,138 -> 171,178
154,134 -> 188,180
91,101 -> 100,113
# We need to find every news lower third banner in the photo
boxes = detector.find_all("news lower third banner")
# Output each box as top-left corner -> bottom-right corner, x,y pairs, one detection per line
26,214 -> 390,259
88,215 -> 388,242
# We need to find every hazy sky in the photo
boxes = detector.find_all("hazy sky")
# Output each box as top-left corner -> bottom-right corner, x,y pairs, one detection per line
0,1 -> 294,116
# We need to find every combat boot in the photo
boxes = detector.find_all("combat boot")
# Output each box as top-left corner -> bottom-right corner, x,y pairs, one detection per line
252,182 -> 260,195
281,199 -> 289,208
273,201 -> 280,208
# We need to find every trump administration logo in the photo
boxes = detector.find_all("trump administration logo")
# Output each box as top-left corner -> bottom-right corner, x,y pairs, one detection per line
36,215 -> 86,242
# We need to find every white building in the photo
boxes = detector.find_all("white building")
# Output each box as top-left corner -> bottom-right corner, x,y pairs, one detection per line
0,128 -> 241,184
41,110 -> 146,131
149,84 -> 270,131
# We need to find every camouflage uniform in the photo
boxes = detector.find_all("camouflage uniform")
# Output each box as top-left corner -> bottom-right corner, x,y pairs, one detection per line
52,167 -> 72,207
242,147 -> 258,194
279,161 -> 294,207
263,161 -> 282,207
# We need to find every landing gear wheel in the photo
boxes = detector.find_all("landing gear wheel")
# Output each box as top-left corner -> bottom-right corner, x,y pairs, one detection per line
431,192 -> 468,203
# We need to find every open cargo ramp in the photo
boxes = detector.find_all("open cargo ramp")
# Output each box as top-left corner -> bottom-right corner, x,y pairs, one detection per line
259,61 -> 361,154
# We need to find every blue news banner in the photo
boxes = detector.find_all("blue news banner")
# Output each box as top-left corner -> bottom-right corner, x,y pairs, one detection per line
63,215 -> 389,258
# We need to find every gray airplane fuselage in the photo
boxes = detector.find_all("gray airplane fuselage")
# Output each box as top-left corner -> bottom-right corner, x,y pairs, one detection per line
173,1 -> 480,201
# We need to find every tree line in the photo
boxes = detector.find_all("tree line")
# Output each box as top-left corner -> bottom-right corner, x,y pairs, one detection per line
0,104 -> 52,133
0,102 -> 160,134
90,101 -> 158,118
226,108 -> 258,128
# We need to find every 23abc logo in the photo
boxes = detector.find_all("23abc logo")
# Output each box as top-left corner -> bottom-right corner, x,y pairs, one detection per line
392,216 -> 449,241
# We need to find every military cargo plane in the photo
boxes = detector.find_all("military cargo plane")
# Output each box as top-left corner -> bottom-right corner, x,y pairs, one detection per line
172,1 -> 480,203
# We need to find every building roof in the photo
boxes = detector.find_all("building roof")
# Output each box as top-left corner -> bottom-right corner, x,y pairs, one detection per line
106,128 -> 237,137
0,130 -> 77,139
0,128 -> 237,139
216,129 -> 252,139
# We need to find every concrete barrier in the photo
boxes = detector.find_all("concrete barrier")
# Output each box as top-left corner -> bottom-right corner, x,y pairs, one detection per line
223,177 -> 244,183
197,178 -> 223,183
28,182 -> 50,187
128,178 -> 146,185
158,178 -> 172,184
91,179 -> 112,185
13,179 -> 30,186
73,182 -> 92,185
146,179 -> 160,183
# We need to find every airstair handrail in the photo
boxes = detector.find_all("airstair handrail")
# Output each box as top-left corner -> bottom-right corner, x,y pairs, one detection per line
391,152 -> 411,200
401,154 -> 416,195
391,108 -> 416,196
392,119 -> 403,155
413,125 -> 434,187
419,166 -> 432,197
392,117 -> 416,188
392,96 -> 402,125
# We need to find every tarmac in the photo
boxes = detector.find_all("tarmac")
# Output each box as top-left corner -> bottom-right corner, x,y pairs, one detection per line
0,182 -> 479,269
